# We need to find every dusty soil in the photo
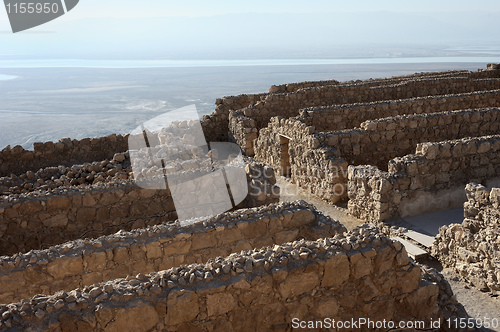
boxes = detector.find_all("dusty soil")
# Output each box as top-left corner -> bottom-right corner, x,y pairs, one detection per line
276,176 -> 500,331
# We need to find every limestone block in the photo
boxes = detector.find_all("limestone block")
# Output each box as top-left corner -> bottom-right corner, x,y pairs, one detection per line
146,242 -> 163,259
82,272 -> 103,286
397,265 -> 421,294
207,292 -> 238,317
191,232 -> 216,251
82,193 -> 97,207
279,270 -> 319,299
274,229 -> 299,244
46,196 -> 72,211
47,256 -> 84,279
18,200 -> 43,215
0,271 -> 26,292
84,251 -> 107,272
113,247 -> 130,264
106,303 -> 160,332
76,208 -> 96,224
349,251 -> 373,279
285,209 -> 316,227
321,253 -> 350,288
216,227 -> 243,244
164,240 -> 191,256
42,214 -> 69,227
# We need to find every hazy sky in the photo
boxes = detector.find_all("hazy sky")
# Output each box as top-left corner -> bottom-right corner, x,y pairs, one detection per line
49,0 -> 500,18
1,0 -> 500,59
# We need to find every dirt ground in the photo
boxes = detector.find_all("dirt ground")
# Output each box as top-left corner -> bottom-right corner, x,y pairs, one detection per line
276,177 -> 500,331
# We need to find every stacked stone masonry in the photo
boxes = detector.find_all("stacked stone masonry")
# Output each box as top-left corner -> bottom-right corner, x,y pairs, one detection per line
321,107 -> 500,170
300,89 -> 500,133
232,72 -> 500,156
206,70 -> 468,141
432,183 -> 500,293
2,224 -> 462,331
255,116 -> 348,204
215,68 -> 499,151
1,66 -> 498,330
0,157 -> 279,256
0,201 -> 345,305
348,135 -> 500,222
0,134 -> 129,178
255,106 -> 500,206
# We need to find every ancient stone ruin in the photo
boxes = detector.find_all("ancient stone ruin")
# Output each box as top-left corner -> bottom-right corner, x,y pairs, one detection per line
1,64 -> 500,330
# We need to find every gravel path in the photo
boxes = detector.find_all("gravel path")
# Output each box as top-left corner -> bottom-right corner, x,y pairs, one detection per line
276,177 -> 364,231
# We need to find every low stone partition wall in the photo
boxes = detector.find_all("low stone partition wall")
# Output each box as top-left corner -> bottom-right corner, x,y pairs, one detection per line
432,183 -> 500,292
0,201 -> 345,305
255,117 -> 348,203
320,107 -> 500,170
1,224 -> 464,331
237,76 -> 500,131
201,93 -> 268,142
269,78 -> 340,93
348,135 -> 500,222
302,88 -> 500,132
269,69 -> 473,94
209,70 -> 476,142
0,134 -> 129,177
0,158 -> 279,256
229,83 -> 500,156
0,180 -> 176,256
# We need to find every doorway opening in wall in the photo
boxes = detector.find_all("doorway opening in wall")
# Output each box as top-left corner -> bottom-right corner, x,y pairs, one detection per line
279,135 -> 291,178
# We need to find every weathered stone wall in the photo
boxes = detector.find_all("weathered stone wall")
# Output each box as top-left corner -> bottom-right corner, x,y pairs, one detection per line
255,117 -> 348,204
232,78 -> 500,157
0,158 -> 279,256
0,134 -> 129,177
269,79 -> 340,93
432,183 -> 500,292
256,108 -> 500,206
201,93 -> 268,142
303,89 -> 500,132
269,69 -> 473,94
239,76 -> 500,131
321,107 -> 500,170
348,135 -> 500,222
2,225 -> 457,331
0,201 -> 345,305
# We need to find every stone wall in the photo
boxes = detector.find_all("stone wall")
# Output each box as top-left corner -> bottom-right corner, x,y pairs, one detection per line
269,69 -> 473,94
432,183 -> 500,292
2,225 -> 460,331
239,76 -> 500,130
302,89 -> 500,133
320,107 -> 500,170
201,93 -> 268,142
0,201 -> 345,305
269,79 -> 340,93
255,108 -> 500,206
348,135 -> 500,222
0,134 -> 129,177
212,69 -> 471,142
231,77 -> 500,157
0,158 -> 279,256
255,117 -> 348,204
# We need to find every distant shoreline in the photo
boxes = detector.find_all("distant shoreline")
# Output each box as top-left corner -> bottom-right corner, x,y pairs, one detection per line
0,62 -> 496,149
1,56 -> 500,69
